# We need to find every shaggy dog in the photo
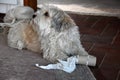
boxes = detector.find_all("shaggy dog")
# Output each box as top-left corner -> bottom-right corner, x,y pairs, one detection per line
34,5 -> 89,62
4,5 -> 94,65
1,6 -> 41,53
7,20 -> 41,52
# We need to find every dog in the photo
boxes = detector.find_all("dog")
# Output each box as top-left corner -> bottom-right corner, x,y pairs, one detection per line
34,5 -> 89,62
3,5 -> 96,66
7,20 -> 41,53
2,6 -> 41,53
0,6 -> 35,35
5,5 -> 94,64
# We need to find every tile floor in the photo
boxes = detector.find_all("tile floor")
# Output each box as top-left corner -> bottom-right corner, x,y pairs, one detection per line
69,14 -> 120,80
0,13 -> 120,80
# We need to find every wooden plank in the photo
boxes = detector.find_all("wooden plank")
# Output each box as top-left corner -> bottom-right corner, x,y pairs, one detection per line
24,0 -> 37,11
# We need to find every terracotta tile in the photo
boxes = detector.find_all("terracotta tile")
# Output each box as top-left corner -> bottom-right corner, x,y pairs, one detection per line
87,44 -> 108,67
68,14 -> 89,26
68,14 -> 89,22
100,65 -> 119,80
79,26 -> 102,35
101,24 -> 119,37
92,18 -> 108,28
80,34 -> 84,40
109,18 -> 120,30
79,17 -> 112,35
107,48 -> 120,56
117,72 -> 120,80
89,43 -> 120,54
88,44 -> 120,67
81,34 -> 114,44
66,14 -> 120,80
113,31 -> 120,45
81,42 -> 93,51
91,52 -> 105,67
101,54 -> 120,69
90,68 -> 107,80
79,16 -> 99,28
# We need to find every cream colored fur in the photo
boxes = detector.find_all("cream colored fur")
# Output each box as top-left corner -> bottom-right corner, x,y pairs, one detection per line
7,20 -> 41,53
2,6 -> 41,53
34,5 -> 88,62
6,5 -> 89,63
4,6 -> 34,23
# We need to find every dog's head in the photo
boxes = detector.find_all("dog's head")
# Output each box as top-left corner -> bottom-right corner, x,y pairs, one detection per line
34,5 -> 76,32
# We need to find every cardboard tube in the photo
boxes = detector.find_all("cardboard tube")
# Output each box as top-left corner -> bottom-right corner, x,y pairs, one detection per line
76,55 -> 97,66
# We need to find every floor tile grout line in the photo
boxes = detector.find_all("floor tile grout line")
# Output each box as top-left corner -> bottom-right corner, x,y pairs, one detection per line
100,23 -> 109,36
98,52 -> 107,68
116,70 -> 120,80
88,43 -> 95,53
91,18 -> 101,28
111,30 -> 120,44
83,16 -> 90,22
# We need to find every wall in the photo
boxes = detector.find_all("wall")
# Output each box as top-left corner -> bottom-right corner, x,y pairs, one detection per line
0,0 -> 23,13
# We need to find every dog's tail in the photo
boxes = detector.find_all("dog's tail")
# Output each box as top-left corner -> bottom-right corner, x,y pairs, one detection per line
0,18 -> 16,28
0,23 -> 14,28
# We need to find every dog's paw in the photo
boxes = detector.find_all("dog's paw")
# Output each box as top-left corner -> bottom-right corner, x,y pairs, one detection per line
17,41 -> 24,50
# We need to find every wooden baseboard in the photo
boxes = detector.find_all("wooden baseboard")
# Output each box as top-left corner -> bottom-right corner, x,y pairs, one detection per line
24,0 -> 37,11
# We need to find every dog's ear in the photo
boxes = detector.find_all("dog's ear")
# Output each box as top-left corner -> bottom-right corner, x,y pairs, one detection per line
51,12 -> 76,32
51,16 -> 63,32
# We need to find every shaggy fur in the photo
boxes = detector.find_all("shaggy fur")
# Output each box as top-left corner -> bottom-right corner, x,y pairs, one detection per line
2,6 -> 41,53
6,5 -> 89,63
34,5 -> 88,62
4,6 -> 34,23
7,20 -> 41,53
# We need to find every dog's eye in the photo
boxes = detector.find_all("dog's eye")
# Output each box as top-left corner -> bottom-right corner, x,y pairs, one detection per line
44,12 -> 49,17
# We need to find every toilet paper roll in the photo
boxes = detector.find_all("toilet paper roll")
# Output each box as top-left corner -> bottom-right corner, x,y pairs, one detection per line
76,55 -> 96,66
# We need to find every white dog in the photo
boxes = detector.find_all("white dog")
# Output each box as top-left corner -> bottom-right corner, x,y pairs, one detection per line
1,6 -> 41,53
4,5 -> 96,66
34,5 -> 89,62
7,20 -> 41,52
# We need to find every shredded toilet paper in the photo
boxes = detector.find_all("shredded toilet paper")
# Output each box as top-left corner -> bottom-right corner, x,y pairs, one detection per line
35,56 -> 78,73
35,55 -> 96,73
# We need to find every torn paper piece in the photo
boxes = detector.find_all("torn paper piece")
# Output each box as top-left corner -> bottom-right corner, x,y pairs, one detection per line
35,56 -> 77,73
35,55 -> 96,73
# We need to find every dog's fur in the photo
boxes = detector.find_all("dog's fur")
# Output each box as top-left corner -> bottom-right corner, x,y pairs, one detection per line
2,6 -> 41,53
6,5 -> 89,63
4,6 -> 34,23
34,5 -> 88,62
7,20 -> 41,53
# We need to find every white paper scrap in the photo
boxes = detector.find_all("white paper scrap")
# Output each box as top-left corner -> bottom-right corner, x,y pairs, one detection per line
35,56 -> 77,73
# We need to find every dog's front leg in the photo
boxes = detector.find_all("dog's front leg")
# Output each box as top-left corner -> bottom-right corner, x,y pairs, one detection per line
43,48 -> 68,63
